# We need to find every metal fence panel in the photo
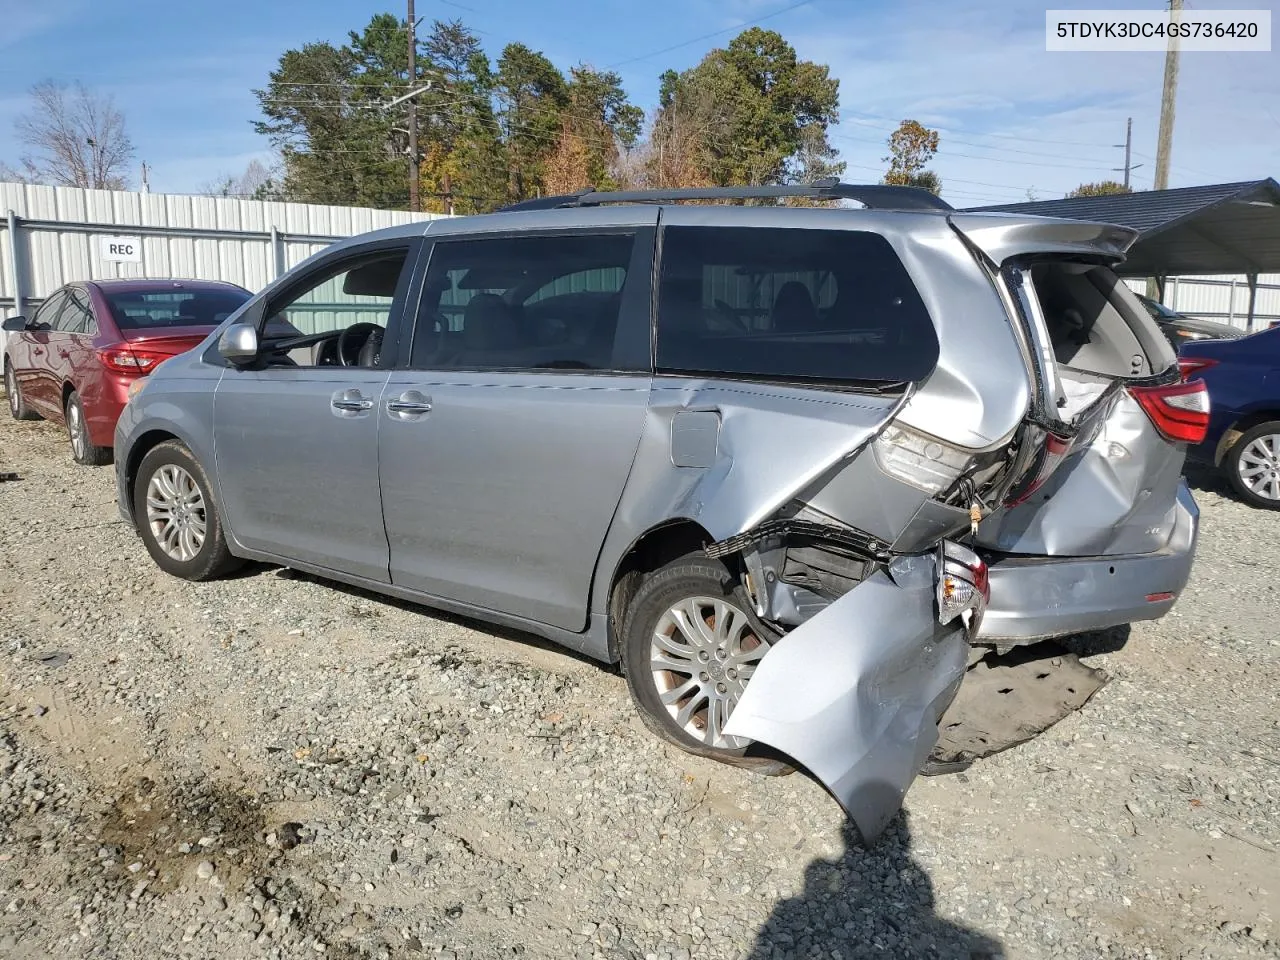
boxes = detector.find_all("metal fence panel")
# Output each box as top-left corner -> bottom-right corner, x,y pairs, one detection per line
0,182 -> 443,318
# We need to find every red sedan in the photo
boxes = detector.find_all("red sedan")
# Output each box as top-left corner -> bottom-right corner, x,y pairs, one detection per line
3,279 -> 251,464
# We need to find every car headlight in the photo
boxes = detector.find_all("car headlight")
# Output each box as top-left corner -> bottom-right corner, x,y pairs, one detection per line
126,377 -> 148,402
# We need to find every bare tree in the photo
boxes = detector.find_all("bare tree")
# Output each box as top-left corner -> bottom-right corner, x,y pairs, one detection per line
15,81 -> 134,189
199,159 -> 279,199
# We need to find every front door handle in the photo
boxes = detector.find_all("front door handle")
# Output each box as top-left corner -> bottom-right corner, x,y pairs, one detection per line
386,390 -> 432,418
331,387 -> 374,415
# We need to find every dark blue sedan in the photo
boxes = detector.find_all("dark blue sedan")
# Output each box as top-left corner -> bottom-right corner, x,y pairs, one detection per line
1181,327 -> 1280,508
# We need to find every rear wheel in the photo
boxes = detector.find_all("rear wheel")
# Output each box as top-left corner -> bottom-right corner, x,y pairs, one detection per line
1225,421 -> 1280,509
133,441 -> 242,580
65,391 -> 111,466
620,554 -> 790,774
4,361 -> 38,421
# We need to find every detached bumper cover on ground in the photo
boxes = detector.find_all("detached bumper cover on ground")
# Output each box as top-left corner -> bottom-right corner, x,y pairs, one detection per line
724,559 -> 968,844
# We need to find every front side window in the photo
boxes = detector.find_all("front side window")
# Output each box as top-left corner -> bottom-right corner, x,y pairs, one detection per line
656,226 -> 939,385
105,288 -> 250,330
260,248 -> 411,368
410,233 -> 636,371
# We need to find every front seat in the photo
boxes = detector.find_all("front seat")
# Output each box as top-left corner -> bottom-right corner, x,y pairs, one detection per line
459,293 -> 521,362
771,281 -> 818,333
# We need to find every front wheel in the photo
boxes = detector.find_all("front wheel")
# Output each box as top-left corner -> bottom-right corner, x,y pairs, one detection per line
620,554 -> 790,773
5,361 -> 39,421
65,390 -> 112,465
1225,421 -> 1280,509
133,441 -> 242,580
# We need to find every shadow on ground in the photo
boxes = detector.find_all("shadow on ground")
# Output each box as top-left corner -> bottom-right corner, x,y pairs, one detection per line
268,564 -> 606,668
1182,461 -> 1233,499
746,813 -> 1004,959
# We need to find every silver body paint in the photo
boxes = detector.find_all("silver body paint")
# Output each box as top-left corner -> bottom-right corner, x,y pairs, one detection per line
723,561 -> 969,844
115,202 -> 1199,842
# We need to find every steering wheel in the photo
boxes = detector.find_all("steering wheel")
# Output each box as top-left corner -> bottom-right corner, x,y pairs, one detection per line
713,299 -> 751,334
336,322 -> 384,367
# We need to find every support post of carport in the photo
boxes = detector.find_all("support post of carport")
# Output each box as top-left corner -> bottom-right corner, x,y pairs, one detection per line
1246,273 -> 1258,332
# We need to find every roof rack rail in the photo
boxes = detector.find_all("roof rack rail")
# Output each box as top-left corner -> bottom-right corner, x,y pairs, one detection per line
498,179 -> 952,213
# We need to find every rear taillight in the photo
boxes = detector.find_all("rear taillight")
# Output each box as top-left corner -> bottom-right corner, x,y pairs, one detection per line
1003,431 -> 1072,507
1128,379 -> 1210,444
1178,357 -> 1218,379
873,424 -> 973,494
98,347 -> 167,375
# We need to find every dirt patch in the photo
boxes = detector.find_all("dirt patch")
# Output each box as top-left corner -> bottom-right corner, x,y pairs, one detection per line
94,776 -> 277,893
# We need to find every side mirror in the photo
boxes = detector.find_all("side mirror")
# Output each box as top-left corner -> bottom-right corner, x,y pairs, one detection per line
1,316 -> 28,332
217,323 -> 260,365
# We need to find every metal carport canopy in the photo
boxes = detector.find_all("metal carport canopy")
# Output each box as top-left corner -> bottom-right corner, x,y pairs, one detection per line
963,178 -> 1280,278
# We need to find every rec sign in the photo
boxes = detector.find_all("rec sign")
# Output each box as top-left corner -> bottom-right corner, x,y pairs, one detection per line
97,235 -> 143,263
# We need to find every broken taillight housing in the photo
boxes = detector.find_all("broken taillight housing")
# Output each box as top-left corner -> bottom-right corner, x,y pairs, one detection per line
873,424 -> 973,494
936,540 -> 989,636
1128,379 -> 1210,444
1002,431 -> 1072,508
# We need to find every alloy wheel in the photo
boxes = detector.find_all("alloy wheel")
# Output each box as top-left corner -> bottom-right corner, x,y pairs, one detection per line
649,595 -> 770,749
1237,433 -> 1280,502
5,367 -> 16,417
145,464 -> 207,562
67,400 -> 85,459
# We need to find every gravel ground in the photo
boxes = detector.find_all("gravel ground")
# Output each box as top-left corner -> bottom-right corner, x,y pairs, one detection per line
0,411 -> 1277,960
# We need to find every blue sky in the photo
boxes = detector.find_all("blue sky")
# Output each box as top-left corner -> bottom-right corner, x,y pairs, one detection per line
0,0 -> 1276,206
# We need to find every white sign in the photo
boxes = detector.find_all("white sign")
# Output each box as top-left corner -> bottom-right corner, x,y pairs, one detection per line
1046,9 -> 1271,52
98,235 -> 143,263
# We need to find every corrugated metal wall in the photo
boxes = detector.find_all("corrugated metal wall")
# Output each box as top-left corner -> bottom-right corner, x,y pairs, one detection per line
1123,275 -> 1280,331
0,182 -> 444,319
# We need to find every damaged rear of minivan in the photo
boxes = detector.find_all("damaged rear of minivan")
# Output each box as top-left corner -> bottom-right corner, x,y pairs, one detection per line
613,204 -> 1201,845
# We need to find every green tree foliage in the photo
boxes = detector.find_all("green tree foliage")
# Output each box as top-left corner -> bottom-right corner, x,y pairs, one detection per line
253,16 -> 409,208
1067,180 -> 1132,198
883,120 -> 941,195
645,28 -> 841,187
255,16 -> 648,210
254,18 -> 848,209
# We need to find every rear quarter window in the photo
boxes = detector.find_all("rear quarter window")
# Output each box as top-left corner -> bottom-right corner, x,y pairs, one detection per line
656,226 -> 939,385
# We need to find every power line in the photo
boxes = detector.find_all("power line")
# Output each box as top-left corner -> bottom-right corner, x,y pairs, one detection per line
606,0 -> 814,69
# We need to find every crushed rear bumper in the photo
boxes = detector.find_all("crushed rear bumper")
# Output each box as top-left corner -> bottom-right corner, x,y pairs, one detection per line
976,480 -> 1198,644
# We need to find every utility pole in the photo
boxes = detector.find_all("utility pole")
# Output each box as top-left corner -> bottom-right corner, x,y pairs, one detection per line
1113,117 -> 1142,189
406,0 -> 420,212
1122,117 -> 1132,188
140,162 -> 150,193
1153,0 -> 1182,190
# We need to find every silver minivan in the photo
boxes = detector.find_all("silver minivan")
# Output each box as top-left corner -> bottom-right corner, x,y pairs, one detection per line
115,182 -> 1203,843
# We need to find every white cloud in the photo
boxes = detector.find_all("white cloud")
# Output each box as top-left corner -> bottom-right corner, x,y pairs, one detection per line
0,0 -> 83,52
787,0 -> 1279,203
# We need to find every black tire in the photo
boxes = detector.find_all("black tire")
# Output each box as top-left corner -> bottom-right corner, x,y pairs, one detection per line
65,390 -> 112,466
4,360 -> 39,421
133,440 -> 242,580
1224,421 -> 1280,510
620,553 -> 792,775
